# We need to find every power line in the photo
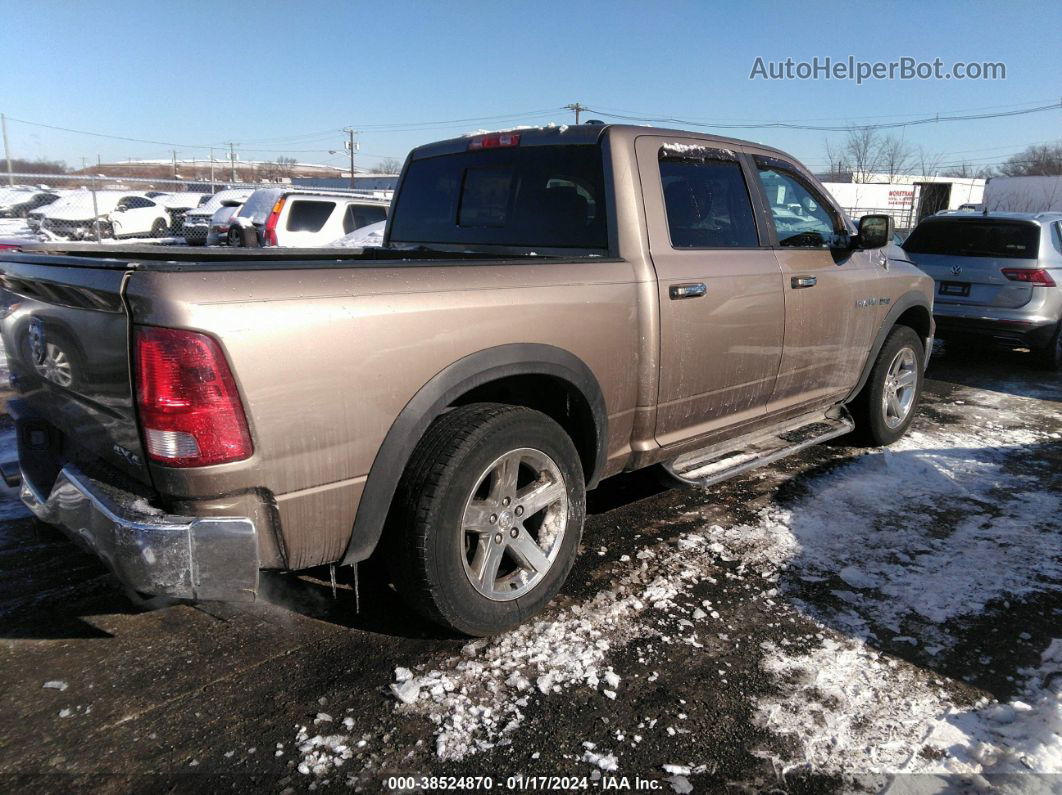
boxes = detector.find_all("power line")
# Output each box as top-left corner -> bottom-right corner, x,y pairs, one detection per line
582,101 -> 1062,132
586,97 -> 1062,125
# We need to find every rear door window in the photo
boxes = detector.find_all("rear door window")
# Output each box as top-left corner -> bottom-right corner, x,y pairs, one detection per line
285,200 -> 336,232
343,204 -> 388,233
658,149 -> 758,248
903,220 -> 1040,259
389,144 -> 608,250
240,190 -> 282,223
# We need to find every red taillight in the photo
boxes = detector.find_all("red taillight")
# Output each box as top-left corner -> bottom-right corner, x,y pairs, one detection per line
263,197 -> 285,246
1001,268 -> 1056,286
468,133 -> 521,150
0,243 -> 21,251
135,327 -> 253,467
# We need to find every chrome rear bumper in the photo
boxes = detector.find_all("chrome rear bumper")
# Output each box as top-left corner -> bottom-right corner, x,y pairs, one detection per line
20,465 -> 258,602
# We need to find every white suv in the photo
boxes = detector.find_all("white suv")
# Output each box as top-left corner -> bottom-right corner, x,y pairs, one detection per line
231,188 -> 390,247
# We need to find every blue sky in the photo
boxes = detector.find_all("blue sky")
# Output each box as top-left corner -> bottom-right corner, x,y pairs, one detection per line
1,0 -> 1059,173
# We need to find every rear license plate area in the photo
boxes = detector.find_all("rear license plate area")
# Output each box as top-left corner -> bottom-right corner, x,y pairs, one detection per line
939,281 -> 970,297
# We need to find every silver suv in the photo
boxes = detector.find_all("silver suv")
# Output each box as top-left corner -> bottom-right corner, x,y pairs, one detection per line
902,211 -> 1062,369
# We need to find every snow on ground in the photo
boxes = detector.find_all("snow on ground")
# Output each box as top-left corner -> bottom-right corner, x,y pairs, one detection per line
0,218 -> 37,240
294,378 -> 1061,781
757,634 -> 1062,781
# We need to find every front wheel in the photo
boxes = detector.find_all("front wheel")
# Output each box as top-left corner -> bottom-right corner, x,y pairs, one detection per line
386,403 -> 585,636
150,218 -> 168,238
850,325 -> 925,446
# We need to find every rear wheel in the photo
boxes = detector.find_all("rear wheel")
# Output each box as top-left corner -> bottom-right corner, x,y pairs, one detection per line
851,325 -> 925,446
150,218 -> 168,238
387,403 -> 585,636
1033,322 -> 1062,371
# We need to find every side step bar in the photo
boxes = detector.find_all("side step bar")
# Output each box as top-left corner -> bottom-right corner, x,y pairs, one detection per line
662,410 -> 855,488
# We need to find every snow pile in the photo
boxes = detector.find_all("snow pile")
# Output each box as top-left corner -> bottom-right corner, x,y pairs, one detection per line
294,724 -> 352,776
386,531 -> 738,760
705,400 -> 1061,644
756,634 -> 1062,778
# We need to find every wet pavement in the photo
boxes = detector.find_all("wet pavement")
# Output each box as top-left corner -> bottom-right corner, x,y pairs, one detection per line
0,341 -> 1059,793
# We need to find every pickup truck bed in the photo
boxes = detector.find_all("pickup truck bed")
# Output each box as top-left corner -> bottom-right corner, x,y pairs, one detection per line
1,123 -> 933,635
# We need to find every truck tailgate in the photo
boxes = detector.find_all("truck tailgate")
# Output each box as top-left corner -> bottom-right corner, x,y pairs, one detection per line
0,257 -> 152,488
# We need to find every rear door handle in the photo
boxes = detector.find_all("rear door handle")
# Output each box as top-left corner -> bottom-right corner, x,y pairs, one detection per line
791,276 -> 817,289
669,282 -> 707,300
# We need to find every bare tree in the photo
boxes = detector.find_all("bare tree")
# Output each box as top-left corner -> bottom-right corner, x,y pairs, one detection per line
941,161 -> 993,179
915,146 -> 944,179
843,128 -> 881,183
996,141 -> 1062,176
877,135 -> 914,180
820,137 -> 850,182
262,156 -> 297,182
370,157 -> 403,174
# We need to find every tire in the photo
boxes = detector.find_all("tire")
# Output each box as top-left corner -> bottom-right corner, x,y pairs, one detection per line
150,219 -> 168,238
850,325 -> 925,446
228,227 -> 242,247
1032,322 -> 1062,371
386,403 -> 586,636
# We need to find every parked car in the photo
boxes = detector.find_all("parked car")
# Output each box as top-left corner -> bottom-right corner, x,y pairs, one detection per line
900,212 -> 1057,371
107,194 -> 174,238
181,189 -> 253,245
229,188 -> 389,247
0,188 -> 60,218
154,192 -> 211,233
206,202 -> 243,246
30,190 -> 171,240
0,124 -> 932,636
902,211 -> 1062,368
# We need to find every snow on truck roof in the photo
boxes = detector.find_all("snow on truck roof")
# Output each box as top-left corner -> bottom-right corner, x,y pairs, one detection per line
412,122 -> 795,164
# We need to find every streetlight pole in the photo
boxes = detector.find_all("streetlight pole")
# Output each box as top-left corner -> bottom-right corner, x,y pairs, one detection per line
344,128 -> 358,188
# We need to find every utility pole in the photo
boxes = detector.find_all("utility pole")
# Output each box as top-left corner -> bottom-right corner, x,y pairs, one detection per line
209,147 -> 215,190
171,150 -> 178,181
565,103 -> 587,124
228,142 -> 237,183
344,128 -> 358,188
1,113 -> 12,186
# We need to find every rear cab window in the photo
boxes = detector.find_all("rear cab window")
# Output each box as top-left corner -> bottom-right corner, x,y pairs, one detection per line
388,144 -> 608,252
903,220 -> 1040,259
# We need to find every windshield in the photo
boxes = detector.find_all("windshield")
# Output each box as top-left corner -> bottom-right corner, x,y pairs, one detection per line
389,144 -> 608,251
903,219 -> 1040,259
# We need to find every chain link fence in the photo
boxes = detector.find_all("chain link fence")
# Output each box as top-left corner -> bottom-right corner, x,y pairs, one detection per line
0,173 -> 394,246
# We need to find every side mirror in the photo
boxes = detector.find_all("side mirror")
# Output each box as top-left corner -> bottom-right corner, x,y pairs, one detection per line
854,214 -> 891,250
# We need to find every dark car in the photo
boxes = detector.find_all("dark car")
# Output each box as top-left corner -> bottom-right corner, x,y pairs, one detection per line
0,189 -> 60,219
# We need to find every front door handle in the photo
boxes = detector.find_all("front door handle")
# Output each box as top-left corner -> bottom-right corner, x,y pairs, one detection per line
669,282 -> 707,300
791,275 -> 817,289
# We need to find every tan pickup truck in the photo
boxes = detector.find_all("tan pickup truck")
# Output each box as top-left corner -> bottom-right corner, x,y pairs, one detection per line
0,124 -> 933,635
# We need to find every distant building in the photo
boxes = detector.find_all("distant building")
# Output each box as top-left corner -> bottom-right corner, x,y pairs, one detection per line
293,175 -> 400,191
